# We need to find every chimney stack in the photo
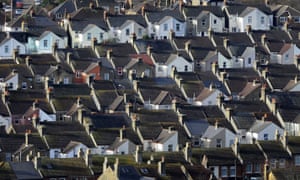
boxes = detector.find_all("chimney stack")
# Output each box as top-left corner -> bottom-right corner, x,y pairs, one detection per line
184,142 -> 192,163
103,157 -> 108,173
158,156 -> 166,176
25,132 -> 29,147
120,125 -> 126,141
114,158 -> 119,177
135,145 -> 143,164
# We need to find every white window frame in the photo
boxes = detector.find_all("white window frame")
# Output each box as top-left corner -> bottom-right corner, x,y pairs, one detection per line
221,166 -> 227,177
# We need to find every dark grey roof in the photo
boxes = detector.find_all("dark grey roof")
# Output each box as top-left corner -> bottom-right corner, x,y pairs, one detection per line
146,9 -> 185,23
108,14 -> 147,28
9,162 -> 42,180
232,114 -> 256,130
89,113 -> 129,129
134,39 -> 174,54
184,119 -> 210,137
49,0 -> 76,18
183,5 -> 224,17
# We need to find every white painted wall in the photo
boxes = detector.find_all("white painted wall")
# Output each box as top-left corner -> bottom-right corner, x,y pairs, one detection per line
36,31 -> 65,54
237,9 -> 270,32
0,38 -> 26,58
81,25 -> 108,47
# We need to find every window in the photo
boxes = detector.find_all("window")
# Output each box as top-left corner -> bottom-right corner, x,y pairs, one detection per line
168,144 -> 173,152
246,163 -> 252,173
202,19 -> 206,26
158,66 -> 163,72
144,69 -> 150,77
184,65 -> 188,71
295,156 -> 300,166
248,16 -> 252,23
263,133 -> 268,140
87,33 -> 91,40
221,166 -> 227,177
254,163 -> 261,172
76,71 -> 81,78
4,45 -> 9,53
261,16 -> 265,24
164,24 -> 168,31
285,54 -> 289,60
22,82 -> 27,89
104,73 -> 109,80
248,57 -> 252,64
279,159 -> 285,168
126,28 -> 130,36
280,16 -> 287,23
117,67 -> 123,75
294,17 -> 300,23
214,19 -> 217,24
229,166 -> 236,177
270,159 -> 276,168
44,40 -> 48,48
63,77 -> 69,84
99,33 -> 103,40
138,28 -> 142,36
16,45 -> 20,50
216,139 -> 222,148
176,23 -> 180,31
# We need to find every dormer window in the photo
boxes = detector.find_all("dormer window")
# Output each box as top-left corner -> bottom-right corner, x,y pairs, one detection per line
126,29 -> 130,36
22,82 -> 27,89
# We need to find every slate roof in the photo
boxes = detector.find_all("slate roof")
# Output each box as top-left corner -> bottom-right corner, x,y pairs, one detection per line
39,157 -> 94,178
9,162 -> 42,180
146,8 -> 185,23
69,7 -> 108,31
108,14 -> 147,28
42,121 -> 96,148
192,147 -> 240,166
287,136 -> 300,154
258,140 -> 291,159
134,39 -> 174,54
238,144 -> 265,162
183,5 -> 224,17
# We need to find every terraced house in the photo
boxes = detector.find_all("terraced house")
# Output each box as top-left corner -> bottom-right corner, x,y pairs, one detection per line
1,0 -> 300,179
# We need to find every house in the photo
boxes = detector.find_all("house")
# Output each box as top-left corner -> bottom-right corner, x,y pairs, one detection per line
50,84 -> 99,120
152,128 -> 178,152
212,32 -> 256,69
107,14 -> 147,43
64,7 -> 109,48
95,43 -> 136,79
250,29 -> 294,64
194,147 -> 242,179
201,123 -> 236,148
38,157 -> 95,179
258,63 -> 300,91
9,161 -> 43,180
145,8 -> 186,39
272,5 -> 300,27
38,121 -> 96,158
133,77 -> 185,110
131,109 -> 189,151
34,30 -> 67,54
91,80 -> 122,113
257,138 -> 292,171
264,92 -> 300,135
125,54 -> 155,79
0,63 -> 34,91
86,113 -> 140,155
246,120 -> 284,143
61,48 -> 101,84
236,143 -> 265,179
182,5 -> 225,36
224,4 -> 272,32
0,33 -> 26,58
171,36 -> 217,72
